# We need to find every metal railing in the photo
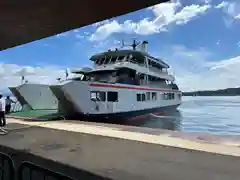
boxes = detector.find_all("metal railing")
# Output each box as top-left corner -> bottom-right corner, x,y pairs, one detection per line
95,60 -> 169,74
18,162 -> 74,180
0,151 -> 110,180
0,153 -> 74,180
10,102 -> 23,113
0,153 -> 14,180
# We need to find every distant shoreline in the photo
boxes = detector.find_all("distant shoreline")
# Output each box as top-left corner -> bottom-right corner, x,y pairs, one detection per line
182,87 -> 240,96
183,95 -> 240,97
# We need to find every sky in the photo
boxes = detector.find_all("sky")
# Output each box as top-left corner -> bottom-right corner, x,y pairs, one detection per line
0,0 -> 240,93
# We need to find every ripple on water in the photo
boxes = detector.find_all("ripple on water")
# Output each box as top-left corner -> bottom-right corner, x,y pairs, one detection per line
139,96 -> 240,135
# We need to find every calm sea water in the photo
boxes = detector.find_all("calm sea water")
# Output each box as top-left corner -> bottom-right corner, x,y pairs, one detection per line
139,96 -> 240,136
11,96 -> 240,135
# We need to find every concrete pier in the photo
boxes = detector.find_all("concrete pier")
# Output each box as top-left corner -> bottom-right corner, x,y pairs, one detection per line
1,117 -> 240,180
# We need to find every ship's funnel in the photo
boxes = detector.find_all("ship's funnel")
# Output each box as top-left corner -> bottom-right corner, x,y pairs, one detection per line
141,41 -> 148,53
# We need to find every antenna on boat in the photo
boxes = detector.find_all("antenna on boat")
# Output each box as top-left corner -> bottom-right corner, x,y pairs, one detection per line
65,68 -> 69,80
21,75 -> 25,84
121,38 -> 141,50
121,39 -> 125,48
19,68 -> 28,85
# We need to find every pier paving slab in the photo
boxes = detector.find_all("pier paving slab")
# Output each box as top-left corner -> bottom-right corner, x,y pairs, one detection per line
1,119 -> 240,180
7,118 -> 240,154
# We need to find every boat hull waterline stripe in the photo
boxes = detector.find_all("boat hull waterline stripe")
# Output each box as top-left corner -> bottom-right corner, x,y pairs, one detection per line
89,83 -> 180,92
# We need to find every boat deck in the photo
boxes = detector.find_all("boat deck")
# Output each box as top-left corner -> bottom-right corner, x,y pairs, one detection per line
1,118 -> 240,180
8,109 -> 62,120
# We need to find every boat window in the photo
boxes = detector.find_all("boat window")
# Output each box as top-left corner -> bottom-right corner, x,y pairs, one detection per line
107,91 -> 118,102
137,94 -> 141,101
168,93 -> 171,100
148,59 -> 152,66
118,56 -> 125,62
139,74 -> 145,79
146,92 -> 151,101
90,91 -> 106,101
163,93 -> 167,100
95,59 -> 99,64
104,56 -> 111,64
162,93 -> 175,100
98,58 -> 104,65
110,56 -> 118,63
168,93 -> 174,100
128,54 -> 137,63
159,93 -> 164,100
178,93 -> 181,100
152,92 -> 157,101
148,59 -> 164,70
142,93 -> 146,101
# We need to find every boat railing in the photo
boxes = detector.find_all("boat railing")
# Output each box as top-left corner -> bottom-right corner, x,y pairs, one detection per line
10,102 -> 23,113
94,60 -> 171,77
148,66 -> 168,74
122,59 -> 169,74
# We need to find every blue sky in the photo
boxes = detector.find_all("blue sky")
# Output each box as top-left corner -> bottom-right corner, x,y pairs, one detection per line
0,0 -> 240,92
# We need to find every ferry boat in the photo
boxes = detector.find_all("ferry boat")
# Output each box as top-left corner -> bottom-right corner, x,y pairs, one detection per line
49,40 -> 182,120
8,69 -> 84,112
9,83 -> 59,111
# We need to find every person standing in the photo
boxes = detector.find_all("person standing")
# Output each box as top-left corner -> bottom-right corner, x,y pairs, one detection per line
0,94 -> 6,127
5,96 -> 15,114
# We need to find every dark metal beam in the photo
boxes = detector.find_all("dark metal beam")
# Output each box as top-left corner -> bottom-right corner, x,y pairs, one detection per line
0,0 -> 169,51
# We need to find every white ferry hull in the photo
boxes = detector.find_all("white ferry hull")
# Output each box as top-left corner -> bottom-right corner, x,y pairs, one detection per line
49,81 -> 182,121
84,104 -> 180,121
9,87 -> 32,111
9,83 -> 59,110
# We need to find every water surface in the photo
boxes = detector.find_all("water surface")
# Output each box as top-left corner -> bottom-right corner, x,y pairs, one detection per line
11,96 -> 240,136
140,96 -> 240,135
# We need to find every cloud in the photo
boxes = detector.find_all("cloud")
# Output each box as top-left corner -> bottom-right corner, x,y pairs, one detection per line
73,29 -> 80,33
215,1 -> 228,9
89,20 -> 122,41
215,1 -> 240,26
43,43 -> 50,47
161,45 -> 240,91
0,64 -> 67,93
75,34 -> 85,39
237,41 -> 240,48
89,0 -> 211,41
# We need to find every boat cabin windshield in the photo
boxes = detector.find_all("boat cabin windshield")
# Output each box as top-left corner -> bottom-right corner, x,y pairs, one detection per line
94,54 -> 143,66
92,50 -> 169,72
83,68 -> 140,85
83,70 -> 117,83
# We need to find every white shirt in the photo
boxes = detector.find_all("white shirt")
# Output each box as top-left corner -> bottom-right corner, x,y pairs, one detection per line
0,98 -> 6,112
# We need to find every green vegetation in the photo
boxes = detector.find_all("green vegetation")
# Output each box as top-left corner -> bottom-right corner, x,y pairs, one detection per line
183,87 -> 240,96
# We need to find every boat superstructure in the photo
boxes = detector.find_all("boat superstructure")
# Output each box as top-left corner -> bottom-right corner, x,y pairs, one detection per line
50,40 -> 182,120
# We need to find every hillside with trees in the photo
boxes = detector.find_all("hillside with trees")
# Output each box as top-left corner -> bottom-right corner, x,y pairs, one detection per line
183,87 -> 240,96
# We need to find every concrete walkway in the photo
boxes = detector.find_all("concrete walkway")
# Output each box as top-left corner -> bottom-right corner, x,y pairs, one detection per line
0,118 -> 240,180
